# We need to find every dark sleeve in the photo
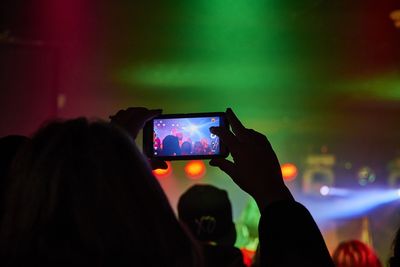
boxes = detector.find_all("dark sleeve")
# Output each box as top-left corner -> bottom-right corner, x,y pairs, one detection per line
258,201 -> 334,267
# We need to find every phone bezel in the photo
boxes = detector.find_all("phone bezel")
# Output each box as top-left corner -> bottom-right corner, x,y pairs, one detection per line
143,112 -> 229,160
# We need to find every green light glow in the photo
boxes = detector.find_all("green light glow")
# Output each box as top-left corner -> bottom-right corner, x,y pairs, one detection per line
118,62 -> 311,91
116,0 -> 303,94
235,199 -> 260,250
115,0 -> 320,149
335,72 -> 400,100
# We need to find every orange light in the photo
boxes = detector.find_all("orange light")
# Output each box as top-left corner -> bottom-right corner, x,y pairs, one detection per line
184,160 -> 206,180
153,161 -> 172,178
390,10 -> 400,28
281,163 -> 298,181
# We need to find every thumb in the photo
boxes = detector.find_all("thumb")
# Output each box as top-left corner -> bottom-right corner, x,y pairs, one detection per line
137,109 -> 163,123
209,158 -> 237,179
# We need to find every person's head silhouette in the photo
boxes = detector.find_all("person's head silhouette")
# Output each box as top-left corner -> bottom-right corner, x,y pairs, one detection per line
0,118 -> 200,266
178,184 -> 236,246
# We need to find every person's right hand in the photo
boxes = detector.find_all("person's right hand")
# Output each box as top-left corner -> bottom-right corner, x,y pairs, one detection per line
209,108 -> 294,210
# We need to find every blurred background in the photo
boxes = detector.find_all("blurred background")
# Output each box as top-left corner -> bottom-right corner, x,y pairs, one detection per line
1,0 -> 400,262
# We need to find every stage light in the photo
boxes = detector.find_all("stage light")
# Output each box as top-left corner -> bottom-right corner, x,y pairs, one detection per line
185,160 -> 206,180
281,163 -> 298,181
153,161 -> 172,178
300,188 -> 400,224
320,185 -> 330,196
344,162 -> 352,170
390,10 -> 400,28
302,154 -> 335,195
317,186 -> 350,197
357,166 -> 376,186
388,158 -> 400,188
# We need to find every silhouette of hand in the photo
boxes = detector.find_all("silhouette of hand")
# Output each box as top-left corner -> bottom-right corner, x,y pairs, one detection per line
110,107 -> 167,170
209,108 -> 293,210
110,107 -> 161,139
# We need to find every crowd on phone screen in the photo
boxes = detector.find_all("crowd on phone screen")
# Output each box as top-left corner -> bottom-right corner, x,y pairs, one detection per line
0,108 -> 399,267
156,133 -> 213,156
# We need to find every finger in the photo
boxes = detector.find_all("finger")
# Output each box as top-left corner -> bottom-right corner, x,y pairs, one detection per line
133,109 -> 162,138
109,109 -> 127,121
150,159 -> 168,170
109,108 -> 162,140
126,107 -> 162,124
139,109 -> 163,123
149,109 -> 163,117
210,126 -> 239,152
247,129 -> 269,146
209,158 -> 237,178
127,109 -> 162,137
125,107 -> 149,113
226,108 -> 248,139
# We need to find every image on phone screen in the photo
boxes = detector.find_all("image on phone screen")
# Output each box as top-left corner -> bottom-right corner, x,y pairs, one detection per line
152,116 -> 221,157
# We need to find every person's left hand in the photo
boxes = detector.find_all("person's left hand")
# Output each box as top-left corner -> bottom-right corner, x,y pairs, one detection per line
110,107 -> 167,170
110,107 -> 161,139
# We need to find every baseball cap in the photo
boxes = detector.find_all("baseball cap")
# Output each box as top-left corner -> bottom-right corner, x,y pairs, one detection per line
177,184 -> 236,245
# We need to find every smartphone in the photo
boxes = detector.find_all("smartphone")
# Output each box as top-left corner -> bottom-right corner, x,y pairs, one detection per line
143,112 -> 229,160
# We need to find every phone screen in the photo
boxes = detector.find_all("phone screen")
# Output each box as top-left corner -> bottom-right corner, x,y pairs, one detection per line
144,113 -> 228,160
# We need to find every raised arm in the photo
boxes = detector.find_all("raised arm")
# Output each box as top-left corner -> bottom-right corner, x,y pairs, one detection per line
210,108 -> 334,267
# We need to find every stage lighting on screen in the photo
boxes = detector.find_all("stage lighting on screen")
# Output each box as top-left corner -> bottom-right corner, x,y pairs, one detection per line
189,125 -> 198,132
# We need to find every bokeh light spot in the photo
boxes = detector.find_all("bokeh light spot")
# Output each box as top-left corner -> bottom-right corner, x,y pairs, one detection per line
281,163 -> 298,181
185,160 -> 206,180
153,161 -> 172,178
320,186 -> 330,196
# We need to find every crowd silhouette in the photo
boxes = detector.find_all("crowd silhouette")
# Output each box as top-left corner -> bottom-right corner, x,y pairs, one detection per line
158,135 -> 213,156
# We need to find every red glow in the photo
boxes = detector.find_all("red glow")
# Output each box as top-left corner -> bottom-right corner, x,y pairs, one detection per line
153,161 -> 172,178
184,160 -> 206,180
281,163 -> 298,181
241,248 -> 256,267
333,240 -> 382,267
